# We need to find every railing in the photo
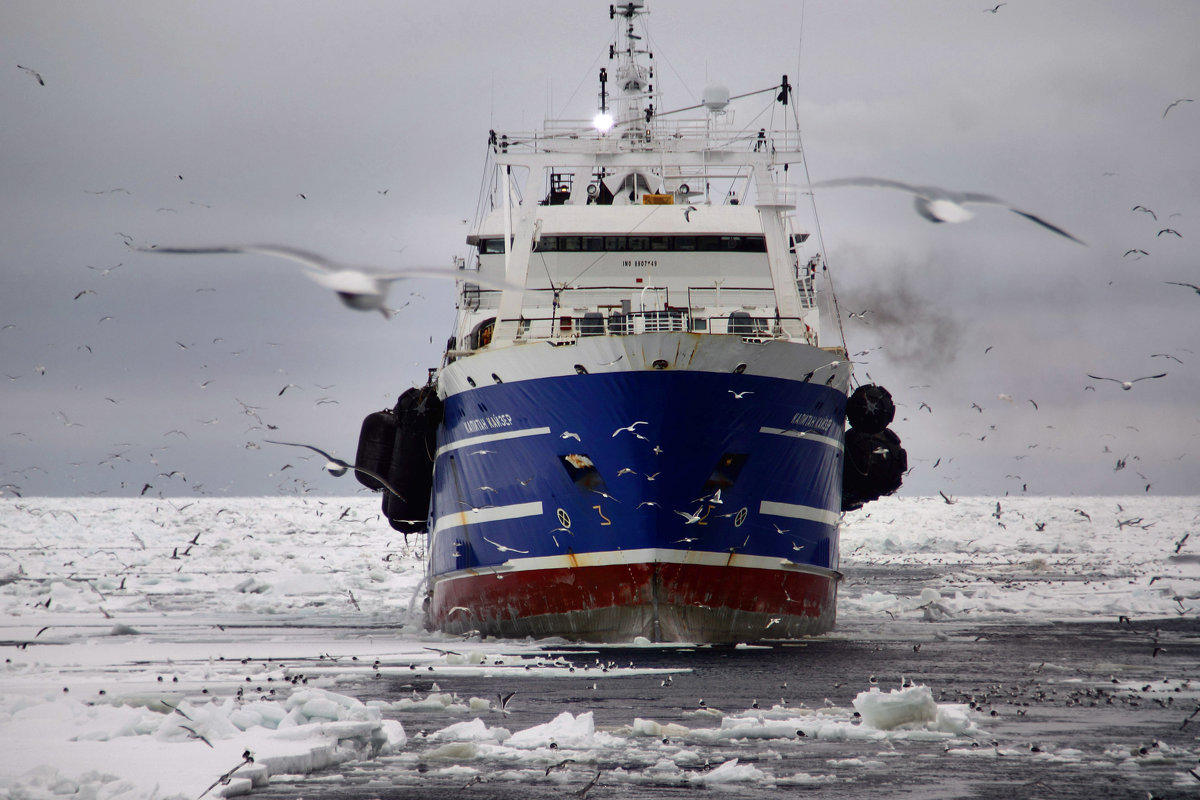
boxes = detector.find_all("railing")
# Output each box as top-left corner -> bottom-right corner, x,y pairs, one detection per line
493,121 -> 804,157
457,284 -> 819,348
501,309 -> 813,344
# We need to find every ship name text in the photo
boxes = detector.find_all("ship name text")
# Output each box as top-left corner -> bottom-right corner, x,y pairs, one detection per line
789,412 -> 835,433
462,414 -> 514,434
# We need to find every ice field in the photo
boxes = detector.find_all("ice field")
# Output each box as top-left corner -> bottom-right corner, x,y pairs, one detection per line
2,494 -> 1198,798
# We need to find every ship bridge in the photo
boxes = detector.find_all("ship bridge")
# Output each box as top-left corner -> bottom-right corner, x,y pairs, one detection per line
445,0 -> 834,360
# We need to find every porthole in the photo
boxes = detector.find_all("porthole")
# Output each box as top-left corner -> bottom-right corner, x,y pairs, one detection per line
574,364 -> 588,375
652,359 -> 669,370
466,376 -> 476,387
733,363 -> 747,374
492,373 -> 503,384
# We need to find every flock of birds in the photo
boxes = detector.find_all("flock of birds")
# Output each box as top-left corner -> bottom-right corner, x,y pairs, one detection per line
827,97 -> 1195,496
6,23 -> 1197,502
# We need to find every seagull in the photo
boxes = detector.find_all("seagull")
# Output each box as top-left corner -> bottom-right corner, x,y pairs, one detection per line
612,421 -> 649,438
560,430 -> 581,441
983,2 -> 1005,11
1132,205 -> 1157,220
1123,249 -> 1148,258
813,177 -> 1085,244
675,507 -> 705,525
138,244 -> 521,318
1086,373 -> 1166,390
17,64 -> 44,86
1157,228 -> 1182,238
1162,98 -> 1193,118
263,439 -> 405,498
1164,281 -> 1200,295
728,390 -> 754,399
482,536 -> 529,554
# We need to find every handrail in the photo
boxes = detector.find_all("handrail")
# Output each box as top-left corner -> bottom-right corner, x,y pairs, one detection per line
481,309 -> 816,344
464,282 -> 816,311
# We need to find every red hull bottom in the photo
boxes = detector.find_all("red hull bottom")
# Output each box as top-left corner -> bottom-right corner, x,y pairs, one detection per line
429,562 -> 838,643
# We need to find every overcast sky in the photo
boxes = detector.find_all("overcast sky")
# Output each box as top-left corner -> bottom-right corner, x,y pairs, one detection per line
3,1 -> 1198,500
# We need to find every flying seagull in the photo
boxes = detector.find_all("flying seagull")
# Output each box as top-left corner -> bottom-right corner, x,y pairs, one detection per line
263,439 -> 404,498
1162,98 -> 1193,118
17,64 -> 44,86
1164,281 -> 1200,296
138,244 -> 521,317
1085,373 -> 1167,390
813,177 -> 1085,244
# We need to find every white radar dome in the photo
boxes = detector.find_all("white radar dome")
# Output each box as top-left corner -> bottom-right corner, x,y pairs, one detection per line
702,84 -> 730,112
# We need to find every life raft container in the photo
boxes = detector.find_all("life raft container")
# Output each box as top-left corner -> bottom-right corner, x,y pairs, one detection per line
845,383 -> 895,435
354,384 -> 443,534
353,409 -> 398,492
842,426 -> 907,512
841,382 -> 906,511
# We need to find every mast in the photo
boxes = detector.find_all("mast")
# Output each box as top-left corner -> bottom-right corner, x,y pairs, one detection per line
608,1 -> 656,137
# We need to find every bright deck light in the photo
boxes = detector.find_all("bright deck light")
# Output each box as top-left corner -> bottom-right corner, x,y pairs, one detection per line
593,111 -> 614,132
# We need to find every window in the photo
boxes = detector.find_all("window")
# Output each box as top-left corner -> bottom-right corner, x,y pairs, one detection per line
508,234 -> 767,253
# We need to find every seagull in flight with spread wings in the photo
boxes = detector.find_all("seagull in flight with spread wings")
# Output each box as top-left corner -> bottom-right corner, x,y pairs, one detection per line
1163,98 -> 1193,118
139,244 -> 520,317
264,439 -> 404,498
1164,281 -> 1200,296
1086,373 -> 1167,391
814,177 -> 1085,244
17,64 -> 45,86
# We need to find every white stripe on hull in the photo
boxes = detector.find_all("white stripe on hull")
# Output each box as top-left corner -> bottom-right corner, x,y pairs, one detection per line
758,426 -> 842,451
431,500 -> 545,536
758,500 -> 841,527
432,546 -> 841,585
435,426 -> 552,458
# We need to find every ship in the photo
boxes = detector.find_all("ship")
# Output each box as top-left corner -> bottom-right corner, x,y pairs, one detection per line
354,1 -> 906,643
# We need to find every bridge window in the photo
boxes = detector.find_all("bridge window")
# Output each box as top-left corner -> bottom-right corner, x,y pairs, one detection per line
492,235 -> 768,254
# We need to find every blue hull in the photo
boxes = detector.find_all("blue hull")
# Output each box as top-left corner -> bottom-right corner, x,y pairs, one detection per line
424,367 -> 846,640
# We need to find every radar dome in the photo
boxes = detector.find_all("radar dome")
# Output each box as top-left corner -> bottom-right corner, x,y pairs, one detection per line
702,85 -> 730,112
